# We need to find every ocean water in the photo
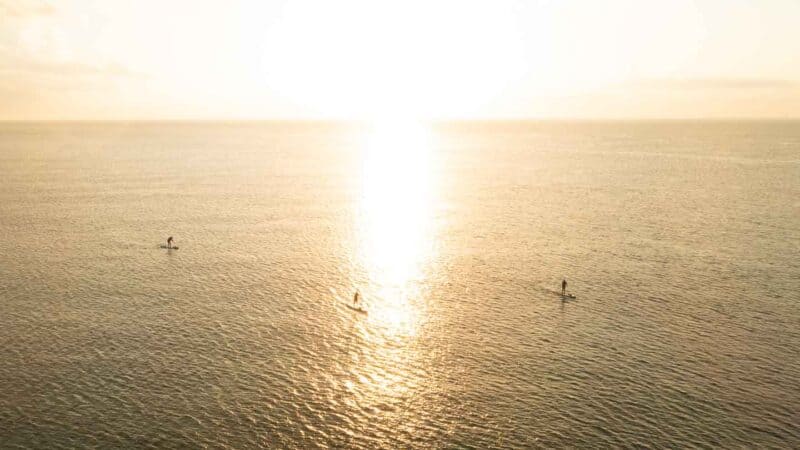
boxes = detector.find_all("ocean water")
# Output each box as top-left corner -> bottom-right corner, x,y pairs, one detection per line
1,121 -> 798,448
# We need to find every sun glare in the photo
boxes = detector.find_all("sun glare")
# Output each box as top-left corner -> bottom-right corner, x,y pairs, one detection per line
357,121 -> 437,331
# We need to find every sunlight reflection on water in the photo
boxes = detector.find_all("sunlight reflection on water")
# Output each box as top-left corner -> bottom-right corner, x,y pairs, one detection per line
350,121 -> 439,416
357,121 -> 437,333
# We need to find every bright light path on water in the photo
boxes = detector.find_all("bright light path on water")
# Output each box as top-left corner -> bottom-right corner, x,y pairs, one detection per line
357,121 -> 437,334
348,121 -> 439,418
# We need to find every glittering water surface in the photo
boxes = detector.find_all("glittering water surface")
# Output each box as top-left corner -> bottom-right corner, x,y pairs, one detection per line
1,121 -> 799,448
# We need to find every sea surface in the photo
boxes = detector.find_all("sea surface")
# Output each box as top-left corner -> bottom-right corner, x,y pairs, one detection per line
1,121 -> 798,448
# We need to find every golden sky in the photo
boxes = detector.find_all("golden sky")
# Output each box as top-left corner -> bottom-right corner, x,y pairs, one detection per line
2,0 -> 799,120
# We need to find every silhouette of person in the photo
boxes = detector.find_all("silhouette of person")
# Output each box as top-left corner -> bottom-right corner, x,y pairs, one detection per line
167,236 -> 174,248
561,278 -> 567,295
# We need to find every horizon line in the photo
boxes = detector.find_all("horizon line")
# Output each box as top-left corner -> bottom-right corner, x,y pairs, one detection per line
2,117 -> 800,124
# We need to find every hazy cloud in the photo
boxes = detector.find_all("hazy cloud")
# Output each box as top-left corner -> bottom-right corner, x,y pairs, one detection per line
631,78 -> 800,91
0,0 -> 54,18
0,46 -> 142,85
532,77 -> 800,119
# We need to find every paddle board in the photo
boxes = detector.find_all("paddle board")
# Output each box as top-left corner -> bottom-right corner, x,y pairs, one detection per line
544,288 -> 576,299
346,304 -> 368,314
159,245 -> 179,250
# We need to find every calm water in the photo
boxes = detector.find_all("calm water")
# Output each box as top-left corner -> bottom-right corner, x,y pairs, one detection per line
1,121 -> 798,448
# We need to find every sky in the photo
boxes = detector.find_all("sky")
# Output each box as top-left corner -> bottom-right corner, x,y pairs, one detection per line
1,0 -> 799,120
